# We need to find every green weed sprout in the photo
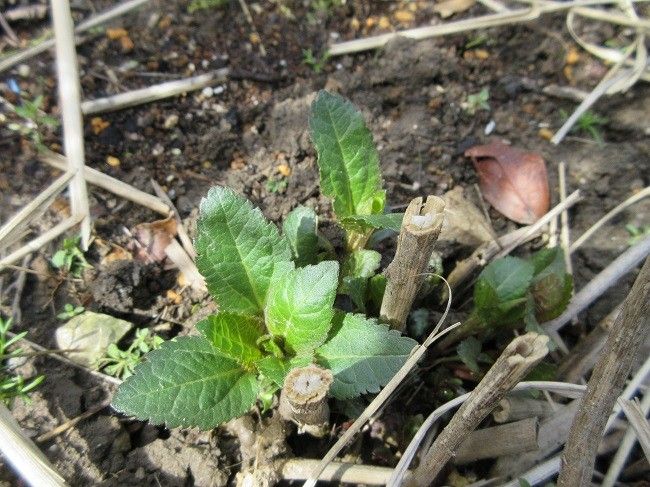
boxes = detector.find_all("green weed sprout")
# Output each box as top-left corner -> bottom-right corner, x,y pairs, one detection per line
51,236 -> 91,278
464,88 -> 490,115
302,48 -> 331,74
57,303 -> 85,320
98,329 -> 163,380
0,317 -> 44,405
8,94 -> 59,150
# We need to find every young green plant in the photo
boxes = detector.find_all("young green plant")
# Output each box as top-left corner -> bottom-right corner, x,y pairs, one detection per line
0,317 -> 44,405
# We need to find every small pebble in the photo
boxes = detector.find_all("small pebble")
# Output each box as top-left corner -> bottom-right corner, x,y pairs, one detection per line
106,156 -> 121,167
163,114 -> 179,129
213,85 -> 225,95
484,120 -> 496,135
201,86 -> 213,98
152,143 -> 164,156
17,64 -> 30,78
170,148 -> 181,156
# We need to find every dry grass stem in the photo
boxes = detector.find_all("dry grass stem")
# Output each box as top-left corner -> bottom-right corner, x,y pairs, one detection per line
0,171 -> 73,252
557,257 -> 650,486
36,399 -> 112,444
40,151 -> 170,216
151,179 -> 195,259
0,403 -> 67,486
283,459 -> 394,485
51,0 -> 91,249
558,162 -> 573,275
570,186 -> 650,253
544,234 -> 650,333
0,0 -> 149,73
164,240 -> 206,291
81,69 -> 229,115
407,333 -> 549,486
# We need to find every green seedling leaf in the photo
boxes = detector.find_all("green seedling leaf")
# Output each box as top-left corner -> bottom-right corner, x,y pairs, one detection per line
196,186 -> 291,315
309,90 -> 385,219
339,249 -> 381,311
457,337 -> 491,373
316,313 -> 417,399
255,355 -> 313,387
197,312 -> 264,365
282,206 -> 319,267
265,261 -> 339,354
368,274 -> 387,312
113,337 -> 259,429
341,213 -> 404,233
476,256 -> 535,303
529,247 -> 573,322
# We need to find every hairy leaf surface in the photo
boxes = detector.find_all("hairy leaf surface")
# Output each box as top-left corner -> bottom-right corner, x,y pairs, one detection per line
341,213 -> 404,233
255,355 -> 313,387
265,261 -> 339,354
309,90 -> 385,219
282,206 -> 319,267
197,312 -> 264,365
112,337 -> 258,429
195,186 -> 291,315
316,313 -> 417,399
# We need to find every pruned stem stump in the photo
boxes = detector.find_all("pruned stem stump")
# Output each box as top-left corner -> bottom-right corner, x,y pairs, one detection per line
279,365 -> 333,437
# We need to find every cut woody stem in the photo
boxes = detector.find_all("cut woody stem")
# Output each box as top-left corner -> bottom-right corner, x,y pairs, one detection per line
407,332 -> 549,487
380,196 -> 445,331
279,365 -> 333,438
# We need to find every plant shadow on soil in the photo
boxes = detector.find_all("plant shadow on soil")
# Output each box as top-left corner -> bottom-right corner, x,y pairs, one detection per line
1,0 -> 649,484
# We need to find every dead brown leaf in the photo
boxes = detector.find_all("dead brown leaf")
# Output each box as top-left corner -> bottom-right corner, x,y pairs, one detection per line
439,186 -> 495,247
465,141 -> 550,224
130,217 -> 177,264
433,0 -> 475,18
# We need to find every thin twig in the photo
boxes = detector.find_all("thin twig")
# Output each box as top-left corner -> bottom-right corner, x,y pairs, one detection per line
51,0 -> 91,250
10,255 -> 29,323
0,403 -> 67,486
602,392 -> 650,486
407,333 -> 549,486
0,11 -> 19,46
544,234 -> 650,333
36,399 -> 112,444
282,459 -> 394,485
236,0 -> 266,56
4,5 -> 48,22
80,69 -> 229,115
0,0 -> 149,73
570,186 -> 650,253
558,257 -> 650,486
558,162 -> 573,275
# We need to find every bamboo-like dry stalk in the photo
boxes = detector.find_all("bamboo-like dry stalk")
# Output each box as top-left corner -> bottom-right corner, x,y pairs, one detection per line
81,69 -> 229,115
282,459 -> 395,485
407,333 -> 549,486
40,151 -> 170,216
0,0 -> 149,73
492,396 -> 558,423
0,171 -> 73,251
558,257 -> 650,486
51,0 -> 91,250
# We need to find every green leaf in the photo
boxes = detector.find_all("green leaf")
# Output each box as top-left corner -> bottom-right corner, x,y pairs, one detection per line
255,355 -> 313,387
529,248 -> 573,322
197,312 -> 264,365
476,256 -> 535,304
368,274 -> 387,312
309,90 -> 385,219
265,261 -> 339,354
457,337 -> 482,373
341,213 -> 404,233
112,337 -> 259,429
316,313 -> 417,399
282,206 -> 319,267
339,250 -> 381,312
195,186 -> 291,315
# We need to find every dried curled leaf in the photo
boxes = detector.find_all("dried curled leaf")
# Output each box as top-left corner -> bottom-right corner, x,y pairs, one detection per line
130,216 -> 177,263
466,141 -> 550,225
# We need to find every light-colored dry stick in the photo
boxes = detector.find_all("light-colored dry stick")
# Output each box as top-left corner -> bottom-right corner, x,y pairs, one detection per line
501,455 -> 561,487
380,196 -> 445,330
453,417 -> 539,464
0,0 -> 149,73
492,396 -> 558,423
36,399 -> 112,444
556,304 -> 621,383
478,0 -> 510,12
51,0 -> 91,250
0,11 -> 19,45
327,0 -> 641,56
80,69 -> 229,115
602,393 -> 650,486
542,84 -> 589,102
492,401 -> 579,479
301,316 -> 462,487
0,403 -> 67,486
151,179 -> 195,259
557,257 -> 650,487
0,215 -> 82,268
407,333 -> 549,486
283,459 -> 394,485
544,234 -> 650,333
4,5 -> 48,22
164,240 -> 205,291
570,186 -> 650,253
236,0 -> 266,56
0,171 -> 74,252
279,365 -> 332,438
39,151 -> 170,216
5,331 -> 121,386
558,162 -> 573,275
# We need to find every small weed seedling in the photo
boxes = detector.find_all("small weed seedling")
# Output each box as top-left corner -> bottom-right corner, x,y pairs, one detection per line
302,48 -> 331,74
57,303 -> 85,320
51,236 -> 91,278
561,109 -> 607,144
463,88 -> 490,115
8,94 -> 59,150
439,247 -> 572,355
113,92 -> 417,429
187,0 -> 228,12
98,329 -> 163,380
0,317 -> 44,405
625,223 -> 650,246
